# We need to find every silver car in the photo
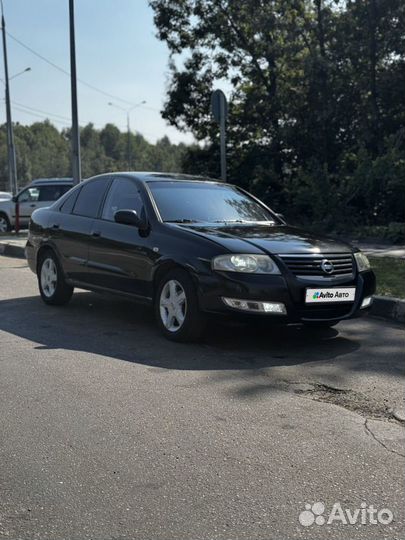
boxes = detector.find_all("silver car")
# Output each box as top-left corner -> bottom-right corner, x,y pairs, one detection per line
0,178 -> 73,232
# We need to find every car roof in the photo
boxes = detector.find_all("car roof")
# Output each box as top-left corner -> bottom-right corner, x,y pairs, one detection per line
30,178 -> 73,186
103,171 -> 225,184
56,172 -> 228,187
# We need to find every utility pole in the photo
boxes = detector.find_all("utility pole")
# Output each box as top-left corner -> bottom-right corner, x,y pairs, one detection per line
127,112 -> 131,169
69,0 -> 81,184
108,100 -> 146,170
1,0 -> 18,195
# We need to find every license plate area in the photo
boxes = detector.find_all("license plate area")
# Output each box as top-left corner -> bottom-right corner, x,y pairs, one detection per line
305,287 -> 356,304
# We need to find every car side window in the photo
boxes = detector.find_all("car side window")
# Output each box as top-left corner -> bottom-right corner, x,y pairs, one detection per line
60,188 -> 80,214
72,178 -> 110,218
38,185 -> 71,202
101,178 -> 144,221
18,187 -> 40,203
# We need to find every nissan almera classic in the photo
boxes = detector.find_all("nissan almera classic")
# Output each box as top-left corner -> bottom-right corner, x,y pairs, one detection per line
26,172 -> 376,341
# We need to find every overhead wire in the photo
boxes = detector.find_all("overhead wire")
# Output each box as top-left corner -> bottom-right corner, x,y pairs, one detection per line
2,31 -> 167,138
6,31 -> 139,107
2,99 -> 163,138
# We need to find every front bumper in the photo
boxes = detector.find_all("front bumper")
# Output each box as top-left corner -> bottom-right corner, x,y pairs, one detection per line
25,239 -> 37,273
197,268 -> 376,323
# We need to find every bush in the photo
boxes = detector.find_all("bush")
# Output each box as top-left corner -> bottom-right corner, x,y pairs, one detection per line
350,222 -> 405,244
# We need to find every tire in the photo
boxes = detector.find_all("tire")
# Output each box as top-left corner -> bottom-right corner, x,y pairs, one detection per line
303,320 -> 339,329
0,212 -> 11,233
38,250 -> 73,306
154,268 -> 206,342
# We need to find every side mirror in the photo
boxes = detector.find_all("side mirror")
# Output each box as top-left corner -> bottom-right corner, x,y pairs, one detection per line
12,195 -> 17,203
114,209 -> 145,229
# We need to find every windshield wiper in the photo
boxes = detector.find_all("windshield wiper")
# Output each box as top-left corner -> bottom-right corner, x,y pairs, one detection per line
213,219 -> 245,223
213,219 -> 275,225
165,219 -> 198,224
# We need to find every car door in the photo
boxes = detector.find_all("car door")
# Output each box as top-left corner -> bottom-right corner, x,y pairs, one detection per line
14,186 -> 40,226
49,177 -> 111,283
14,184 -> 72,226
86,177 -> 155,298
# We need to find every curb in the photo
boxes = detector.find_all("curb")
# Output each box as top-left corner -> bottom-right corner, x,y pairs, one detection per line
370,296 -> 405,324
0,242 -> 26,259
1,242 -> 403,323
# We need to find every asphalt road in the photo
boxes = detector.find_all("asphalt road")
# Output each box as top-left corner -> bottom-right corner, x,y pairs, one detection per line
0,255 -> 404,540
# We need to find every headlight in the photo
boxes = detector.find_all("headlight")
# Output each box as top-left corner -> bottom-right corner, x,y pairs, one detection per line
212,254 -> 281,274
354,252 -> 370,272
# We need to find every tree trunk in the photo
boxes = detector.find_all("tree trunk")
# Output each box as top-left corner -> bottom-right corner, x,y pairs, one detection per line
367,0 -> 380,155
314,0 -> 330,171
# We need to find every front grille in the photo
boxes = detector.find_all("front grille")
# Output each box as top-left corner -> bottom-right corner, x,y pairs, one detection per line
279,253 -> 354,277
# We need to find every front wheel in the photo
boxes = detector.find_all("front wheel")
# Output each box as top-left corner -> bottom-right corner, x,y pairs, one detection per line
38,251 -> 73,305
155,269 -> 206,342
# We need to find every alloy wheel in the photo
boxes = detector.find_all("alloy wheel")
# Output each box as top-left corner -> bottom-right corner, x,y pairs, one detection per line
0,217 -> 9,233
159,279 -> 187,332
40,258 -> 58,298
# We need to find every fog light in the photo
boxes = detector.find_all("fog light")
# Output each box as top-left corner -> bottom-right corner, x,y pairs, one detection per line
222,297 -> 287,315
361,296 -> 373,309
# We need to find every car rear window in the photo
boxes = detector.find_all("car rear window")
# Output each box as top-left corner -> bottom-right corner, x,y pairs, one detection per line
38,185 -> 72,202
60,188 -> 80,214
72,178 -> 110,218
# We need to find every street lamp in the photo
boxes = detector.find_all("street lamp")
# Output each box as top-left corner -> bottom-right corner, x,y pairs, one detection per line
9,67 -> 31,81
0,66 -> 31,85
108,100 -> 146,169
1,0 -> 26,195
0,66 -> 32,195
0,64 -> 31,232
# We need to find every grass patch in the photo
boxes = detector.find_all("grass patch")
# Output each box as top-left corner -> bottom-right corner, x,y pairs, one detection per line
369,257 -> 405,299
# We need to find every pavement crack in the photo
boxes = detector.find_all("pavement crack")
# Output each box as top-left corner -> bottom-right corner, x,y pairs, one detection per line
294,383 -> 394,421
364,418 -> 405,458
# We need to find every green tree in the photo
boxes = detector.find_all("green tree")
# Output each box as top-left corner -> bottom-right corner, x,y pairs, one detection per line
0,121 -> 188,191
149,0 -> 405,230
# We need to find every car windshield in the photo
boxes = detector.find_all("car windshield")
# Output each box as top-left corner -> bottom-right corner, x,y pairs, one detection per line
148,181 -> 275,224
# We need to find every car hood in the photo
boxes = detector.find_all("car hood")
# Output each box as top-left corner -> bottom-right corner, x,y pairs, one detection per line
177,223 -> 353,255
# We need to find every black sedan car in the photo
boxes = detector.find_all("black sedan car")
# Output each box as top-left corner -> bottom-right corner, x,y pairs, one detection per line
26,172 -> 376,341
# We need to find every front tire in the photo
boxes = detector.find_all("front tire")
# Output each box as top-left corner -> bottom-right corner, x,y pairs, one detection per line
38,250 -> 73,305
155,268 -> 206,342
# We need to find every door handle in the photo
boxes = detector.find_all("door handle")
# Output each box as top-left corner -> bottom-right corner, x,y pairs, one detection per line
30,204 -> 36,208
92,231 -> 101,238
51,223 -> 60,229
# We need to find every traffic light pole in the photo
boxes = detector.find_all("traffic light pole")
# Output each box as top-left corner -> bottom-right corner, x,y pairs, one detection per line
211,89 -> 228,182
220,109 -> 227,183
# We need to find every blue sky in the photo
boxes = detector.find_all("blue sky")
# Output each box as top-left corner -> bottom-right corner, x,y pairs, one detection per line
1,0 -> 192,143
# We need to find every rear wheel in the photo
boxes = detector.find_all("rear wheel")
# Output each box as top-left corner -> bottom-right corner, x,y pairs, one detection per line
38,250 -> 73,305
155,268 -> 206,342
0,213 -> 11,233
